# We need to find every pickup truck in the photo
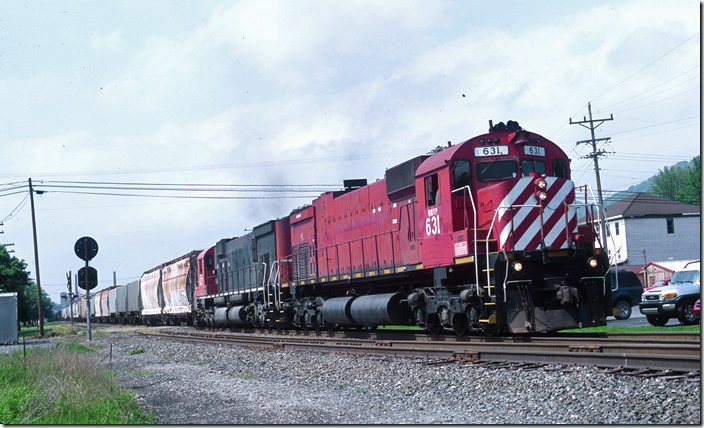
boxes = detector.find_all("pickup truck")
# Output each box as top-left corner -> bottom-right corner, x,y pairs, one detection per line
639,261 -> 701,326
608,270 -> 644,320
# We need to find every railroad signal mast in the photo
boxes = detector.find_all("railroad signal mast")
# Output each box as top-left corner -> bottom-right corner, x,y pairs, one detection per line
569,102 -> 614,253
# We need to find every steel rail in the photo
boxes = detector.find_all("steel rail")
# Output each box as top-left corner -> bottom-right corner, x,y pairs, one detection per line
141,330 -> 701,373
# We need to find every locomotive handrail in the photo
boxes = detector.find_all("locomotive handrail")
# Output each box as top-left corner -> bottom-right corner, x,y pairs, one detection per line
260,262 -> 268,306
281,199 -> 418,284
265,261 -> 278,309
580,275 -> 607,296
451,185 -> 480,295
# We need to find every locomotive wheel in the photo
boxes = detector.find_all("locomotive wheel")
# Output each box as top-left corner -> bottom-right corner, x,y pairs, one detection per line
300,315 -> 308,333
451,313 -> 469,336
482,324 -> 498,337
426,313 -> 442,336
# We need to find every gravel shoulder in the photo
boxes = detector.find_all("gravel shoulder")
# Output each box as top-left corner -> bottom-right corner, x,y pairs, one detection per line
53,328 -> 701,424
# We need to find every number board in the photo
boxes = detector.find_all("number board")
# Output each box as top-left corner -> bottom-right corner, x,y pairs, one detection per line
474,145 -> 509,157
523,146 -> 545,156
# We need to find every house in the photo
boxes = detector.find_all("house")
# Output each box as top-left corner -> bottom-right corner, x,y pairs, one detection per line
586,192 -> 700,266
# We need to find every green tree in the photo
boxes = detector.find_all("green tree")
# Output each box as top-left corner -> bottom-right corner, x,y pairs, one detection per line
652,156 -> 700,205
0,245 -> 53,324
678,156 -> 700,205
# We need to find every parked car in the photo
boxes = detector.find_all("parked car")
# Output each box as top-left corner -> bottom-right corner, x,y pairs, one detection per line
608,270 -> 644,320
693,299 -> 700,319
639,261 -> 701,326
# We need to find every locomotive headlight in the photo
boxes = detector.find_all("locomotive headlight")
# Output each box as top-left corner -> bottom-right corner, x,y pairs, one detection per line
536,191 -> 547,201
512,261 -> 523,272
534,178 -> 547,189
587,257 -> 599,268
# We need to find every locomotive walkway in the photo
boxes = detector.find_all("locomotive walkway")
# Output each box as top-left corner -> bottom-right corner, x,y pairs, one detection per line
142,328 -> 701,377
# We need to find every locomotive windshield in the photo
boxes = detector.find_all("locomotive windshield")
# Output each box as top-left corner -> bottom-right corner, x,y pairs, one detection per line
521,159 -> 546,177
552,159 -> 568,178
477,160 -> 517,181
451,159 -> 471,190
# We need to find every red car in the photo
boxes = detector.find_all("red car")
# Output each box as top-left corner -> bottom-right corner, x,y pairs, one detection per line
644,278 -> 671,291
693,299 -> 700,319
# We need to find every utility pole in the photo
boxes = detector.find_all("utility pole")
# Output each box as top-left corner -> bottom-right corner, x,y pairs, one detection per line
642,249 -> 648,287
570,103 -> 613,255
67,271 -> 74,326
28,178 -> 44,337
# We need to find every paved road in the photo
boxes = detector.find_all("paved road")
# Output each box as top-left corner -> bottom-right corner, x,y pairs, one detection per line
607,310 -> 692,328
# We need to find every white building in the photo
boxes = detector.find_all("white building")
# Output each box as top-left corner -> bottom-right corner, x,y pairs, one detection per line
590,193 -> 700,265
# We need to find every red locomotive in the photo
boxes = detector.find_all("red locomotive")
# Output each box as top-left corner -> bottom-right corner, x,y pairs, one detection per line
193,120 -> 611,335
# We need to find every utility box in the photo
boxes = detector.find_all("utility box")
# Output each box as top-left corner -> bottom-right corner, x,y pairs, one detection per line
0,292 -> 19,345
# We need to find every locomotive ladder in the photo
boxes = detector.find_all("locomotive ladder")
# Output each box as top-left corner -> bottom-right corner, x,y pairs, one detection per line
451,185 -> 500,327
265,261 -> 282,310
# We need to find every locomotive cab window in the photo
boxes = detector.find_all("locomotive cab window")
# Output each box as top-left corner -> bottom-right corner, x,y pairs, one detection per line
552,159 -> 568,178
521,159 -> 546,177
425,173 -> 439,207
476,160 -> 517,182
452,159 -> 471,191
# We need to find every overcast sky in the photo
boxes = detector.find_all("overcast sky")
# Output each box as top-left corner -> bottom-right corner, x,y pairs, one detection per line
0,0 -> 699,304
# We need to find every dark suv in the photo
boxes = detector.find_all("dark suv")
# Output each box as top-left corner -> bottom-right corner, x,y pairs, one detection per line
608,270 -> 644,320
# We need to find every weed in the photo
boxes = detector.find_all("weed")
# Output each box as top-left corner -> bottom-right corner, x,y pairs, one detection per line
0,344 -> 153,424
129,347 -> 145,355
240,372 -> 254,380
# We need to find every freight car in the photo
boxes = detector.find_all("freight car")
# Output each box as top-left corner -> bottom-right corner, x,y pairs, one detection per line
61,120 -> 611,335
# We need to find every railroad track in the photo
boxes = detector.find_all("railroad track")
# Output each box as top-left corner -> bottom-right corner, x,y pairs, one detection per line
141,328 -> 701,376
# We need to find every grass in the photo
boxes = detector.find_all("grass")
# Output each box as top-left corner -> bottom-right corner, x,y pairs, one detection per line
19,322 -> 86,339
377,325 -> 423,331
20,322 -> 108,340
129,347 -> 145,355
563,325 -> 701,333
0,341 -> 153,424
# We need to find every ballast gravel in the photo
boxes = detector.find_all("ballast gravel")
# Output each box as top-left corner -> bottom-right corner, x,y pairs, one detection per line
84,329 -> 699,424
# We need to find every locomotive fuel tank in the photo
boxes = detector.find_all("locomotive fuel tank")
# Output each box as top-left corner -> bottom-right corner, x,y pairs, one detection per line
227,306 -> 248,325
320,296 -> 356,325
214,307 -> 230,326
322,293 -> 409,326
349,292 -> 409,326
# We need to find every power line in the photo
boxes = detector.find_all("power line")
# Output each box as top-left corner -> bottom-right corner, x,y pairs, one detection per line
602,64 -> 699,110
41,190 -> 321,200
33,184 -> 333,193
591,32 -> 699,103
611,86 -> 699,115
0,148 -> 427,179
41,180 -> 339,188
0,194 -> 29,223
608,116 -> 699,137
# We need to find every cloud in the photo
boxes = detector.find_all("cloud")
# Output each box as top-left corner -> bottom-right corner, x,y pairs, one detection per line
90,29 -> 123,52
